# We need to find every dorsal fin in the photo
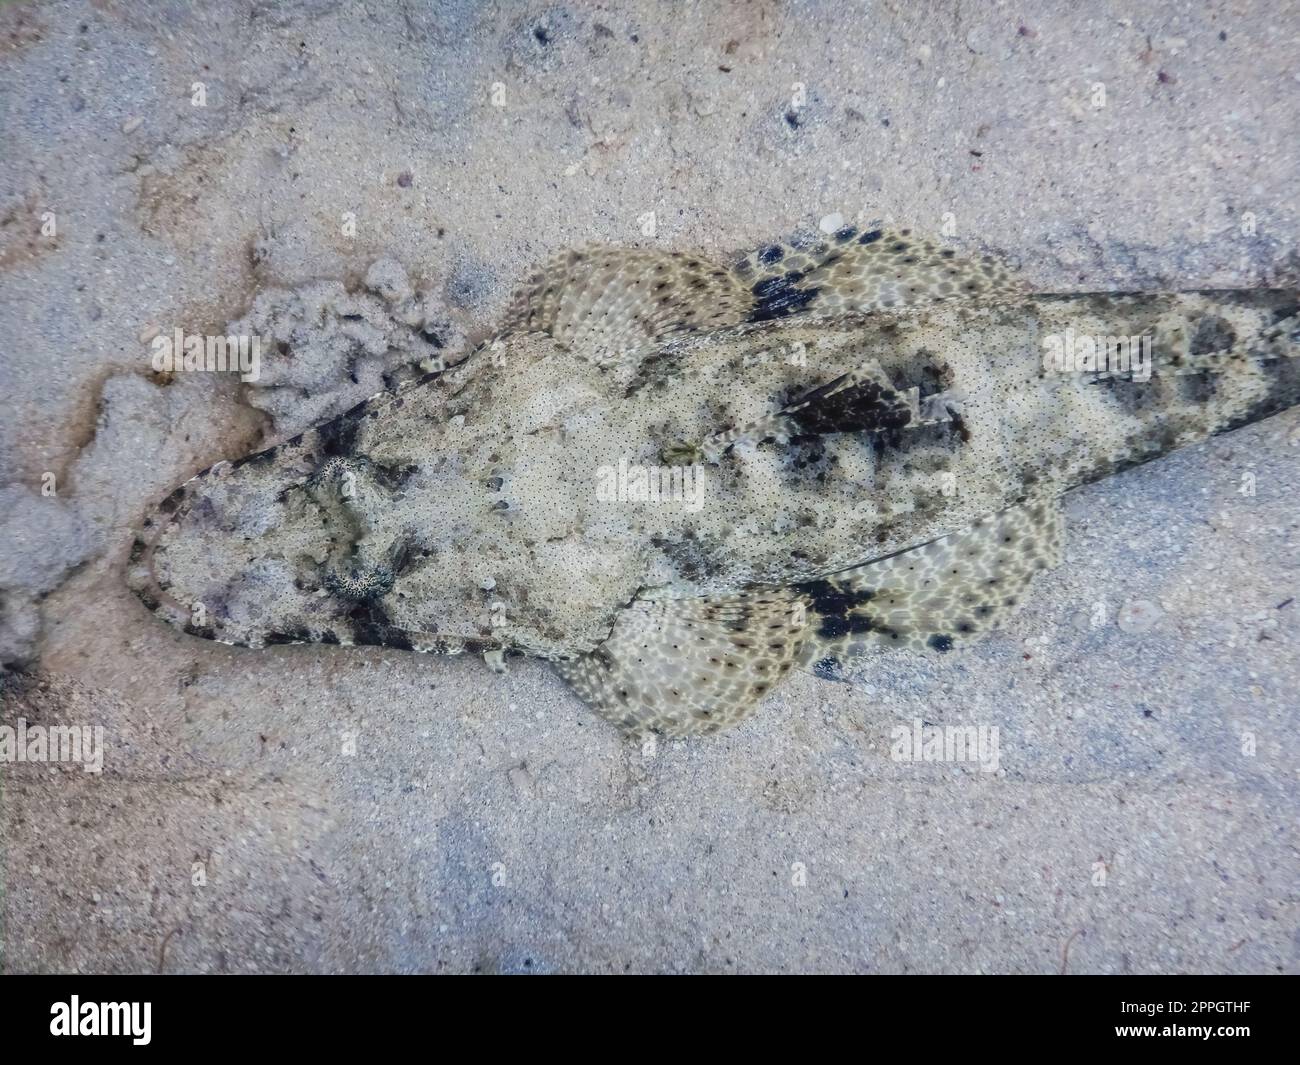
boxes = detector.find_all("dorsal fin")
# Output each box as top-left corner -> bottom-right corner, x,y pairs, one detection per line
697,361 -> 962,462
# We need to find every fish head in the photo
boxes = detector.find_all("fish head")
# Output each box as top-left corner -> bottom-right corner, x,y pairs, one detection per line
128,334 -> 647,659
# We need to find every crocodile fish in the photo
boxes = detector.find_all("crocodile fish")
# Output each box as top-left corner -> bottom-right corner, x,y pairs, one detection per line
127,226 -> 1300,736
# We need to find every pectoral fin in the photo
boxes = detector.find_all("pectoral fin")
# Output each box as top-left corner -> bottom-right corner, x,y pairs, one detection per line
505,245 -> 753,369
735,224 -> 1025,320
556,500 -> 1063,736
506,226 -> 1025,372
796,497 -> 1064,678
553,591 -> 809,737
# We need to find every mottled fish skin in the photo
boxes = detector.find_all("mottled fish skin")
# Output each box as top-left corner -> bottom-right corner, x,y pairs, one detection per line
127,224 -> 1300,737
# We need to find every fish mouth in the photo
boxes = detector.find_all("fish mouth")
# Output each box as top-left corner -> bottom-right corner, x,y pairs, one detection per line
126,461 -> 257,646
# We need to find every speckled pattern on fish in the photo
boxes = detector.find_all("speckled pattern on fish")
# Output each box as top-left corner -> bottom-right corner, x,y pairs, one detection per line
126,226 -> 1300,736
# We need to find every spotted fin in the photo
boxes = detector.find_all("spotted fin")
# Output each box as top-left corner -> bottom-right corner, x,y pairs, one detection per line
734,223 -> 1024,319
553,591 -> 809,737
555,502 -> 1061,735
796,498 -> 1064,678
506,226 -> 1024,369
504,245 -> 754,368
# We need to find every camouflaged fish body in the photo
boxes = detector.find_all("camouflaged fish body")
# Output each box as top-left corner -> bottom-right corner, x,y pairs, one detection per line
128,226 -> 1300,736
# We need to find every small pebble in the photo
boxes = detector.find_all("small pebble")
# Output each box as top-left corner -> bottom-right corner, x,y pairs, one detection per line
508,764 -> 536,799
122,116 -> 143,134
1117,599 -> 1163,634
